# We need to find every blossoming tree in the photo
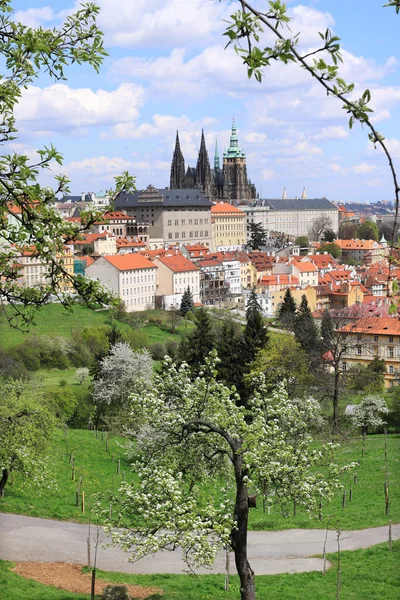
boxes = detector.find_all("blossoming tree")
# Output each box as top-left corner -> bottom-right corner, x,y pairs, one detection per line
102,353 -> 349,600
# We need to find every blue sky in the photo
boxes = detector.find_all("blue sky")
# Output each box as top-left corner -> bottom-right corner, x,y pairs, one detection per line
10,0 -> 400,202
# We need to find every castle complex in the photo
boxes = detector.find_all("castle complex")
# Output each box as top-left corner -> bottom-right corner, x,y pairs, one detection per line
170,120 -> 257,202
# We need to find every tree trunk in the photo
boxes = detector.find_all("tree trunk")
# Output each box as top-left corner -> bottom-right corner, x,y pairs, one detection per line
231,452 -> 256,600
0,468 -> 9,495
332,370 -> 340,434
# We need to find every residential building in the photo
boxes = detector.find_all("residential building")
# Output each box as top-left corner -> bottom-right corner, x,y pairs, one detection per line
334,239 -> 385,265
116,238 -> 147,254
340,317 -> 400,387
85,253 -> 157,311
15,246 -> 74,292
209,252 -> 242,295
114,185 -> 213,249
153,253 -> 201,307
197,258 -> 228,305
211,202 -> 246,250
290,260 -> 319,288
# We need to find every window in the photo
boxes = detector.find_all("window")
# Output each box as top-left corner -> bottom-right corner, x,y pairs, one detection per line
175,219 -> 179,226
389,347 -> 394,358
374,334 -> 378,343
168,233 -> 172,239
389,336 -> 394,343
175,232 -> 179,238
389,365 -> 394,374
356,345 -> 362,355
181,219 -> 186,225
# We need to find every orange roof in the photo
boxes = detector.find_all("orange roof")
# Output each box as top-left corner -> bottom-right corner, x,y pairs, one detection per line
81,256 -> 95,268
197,259 -> 223,267
292,261 -> 318,273
211,202 -> 245,215
307,254 -> 338,268
140,248 -> 169,260
335,239 -> 382,250
101,254 -> 156,271
155,254 -> 200,273
259,274 -> 299,286
341,317 -> 400,335
116,238 -> 146,248
75,232 -> 112,245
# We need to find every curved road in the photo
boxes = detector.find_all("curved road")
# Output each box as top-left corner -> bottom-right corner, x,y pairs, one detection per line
0,513 -> 398,576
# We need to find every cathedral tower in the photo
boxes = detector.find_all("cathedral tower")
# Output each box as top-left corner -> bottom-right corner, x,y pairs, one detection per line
223,119 -> 249,201
170,131 -> 185,189
195,129 -> 212,195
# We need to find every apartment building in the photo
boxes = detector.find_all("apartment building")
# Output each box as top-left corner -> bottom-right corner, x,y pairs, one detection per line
154,253 -> 201,306
340,317 -> 400,387
85,253 -> 157,311
114,185 -> 213,249
335,239 -> 385,265
211,202 -> 246,250
16,246 -> 74,293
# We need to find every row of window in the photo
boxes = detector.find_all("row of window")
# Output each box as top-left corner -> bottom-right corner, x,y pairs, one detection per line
125,297 -> 153,306
167,218 -> 208,226
122,286 -> 153,296
168,231 -> 208,239
122,273 -> 154,285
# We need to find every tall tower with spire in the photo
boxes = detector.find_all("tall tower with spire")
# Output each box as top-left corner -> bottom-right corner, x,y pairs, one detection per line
223,119 -> 250,201
170,131 -> 185,189
195,129 -> 212,194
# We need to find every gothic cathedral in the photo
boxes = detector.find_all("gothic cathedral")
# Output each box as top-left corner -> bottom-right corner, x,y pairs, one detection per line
169,120 -> 257,202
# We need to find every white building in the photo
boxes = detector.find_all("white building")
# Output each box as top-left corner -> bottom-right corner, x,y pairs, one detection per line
153,253 -> 201,307
85,254 -> 157,311
242,198 -> 339,240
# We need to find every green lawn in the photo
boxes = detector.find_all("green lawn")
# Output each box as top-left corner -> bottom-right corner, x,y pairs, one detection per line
32,368 -> 91,388
1,541 -> 399,599
1,430 -> 398,530
0,304 -> 132,349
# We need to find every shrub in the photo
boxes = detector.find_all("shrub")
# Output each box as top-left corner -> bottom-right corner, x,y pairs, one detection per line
102,585 -> 130,600
148,342 -> 166,361
58,379 -> 67,387
122,329 -> 148,350
165,339 -> 179,360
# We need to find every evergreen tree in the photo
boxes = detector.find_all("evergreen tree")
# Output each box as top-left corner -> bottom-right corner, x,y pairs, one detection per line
246,222 -> 268,250
277,288 -> 297,329
179,308 -> 215,373
243,288 -> 268,365
180,287 -> 195,317
216,319 -> 245,391
293,295 -> 319,356
320,308 -> 334,353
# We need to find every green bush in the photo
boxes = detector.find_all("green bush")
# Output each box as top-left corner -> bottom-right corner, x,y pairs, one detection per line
148,342 -> 167,361
165,339 -> 179,360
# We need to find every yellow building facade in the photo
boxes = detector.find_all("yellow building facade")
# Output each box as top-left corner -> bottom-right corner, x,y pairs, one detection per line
211,202 -> 246,251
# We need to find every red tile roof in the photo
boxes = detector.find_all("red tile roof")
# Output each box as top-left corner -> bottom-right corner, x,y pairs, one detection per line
102,254 -> 156,271
211,202 -> 245,215
155,254 -> 200,273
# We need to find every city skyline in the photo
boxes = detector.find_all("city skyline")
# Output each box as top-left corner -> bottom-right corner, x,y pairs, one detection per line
10,0 -> 400,202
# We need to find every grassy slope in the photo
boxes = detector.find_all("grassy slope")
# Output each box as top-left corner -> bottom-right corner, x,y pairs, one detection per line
1,430 -> 398,530
0,430 -> 131,522
0,304 -> 194,350
1,541 -> 399,600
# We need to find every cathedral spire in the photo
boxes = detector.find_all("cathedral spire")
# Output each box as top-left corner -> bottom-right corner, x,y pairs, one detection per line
196,129 -> 211,194
282,187 -> 287,199
301,186 -> 307,199
214,137 -> 220,170
170,130 -> 185,189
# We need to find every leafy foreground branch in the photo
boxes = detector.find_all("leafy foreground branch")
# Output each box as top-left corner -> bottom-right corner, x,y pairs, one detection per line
0,2 -> 135,327
224,0 -> 400,293
99,353 -> 353,600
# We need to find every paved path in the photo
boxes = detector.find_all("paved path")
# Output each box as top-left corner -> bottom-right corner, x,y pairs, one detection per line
1,513 -> 398,576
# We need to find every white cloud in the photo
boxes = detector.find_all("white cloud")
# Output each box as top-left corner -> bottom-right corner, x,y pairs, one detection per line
353,163 -> 377,174
15,83 -> 146,133
261,169 -> 274,181
14,7 -> 55,28
329,163 -> 344,173
313,126 -> 349,141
